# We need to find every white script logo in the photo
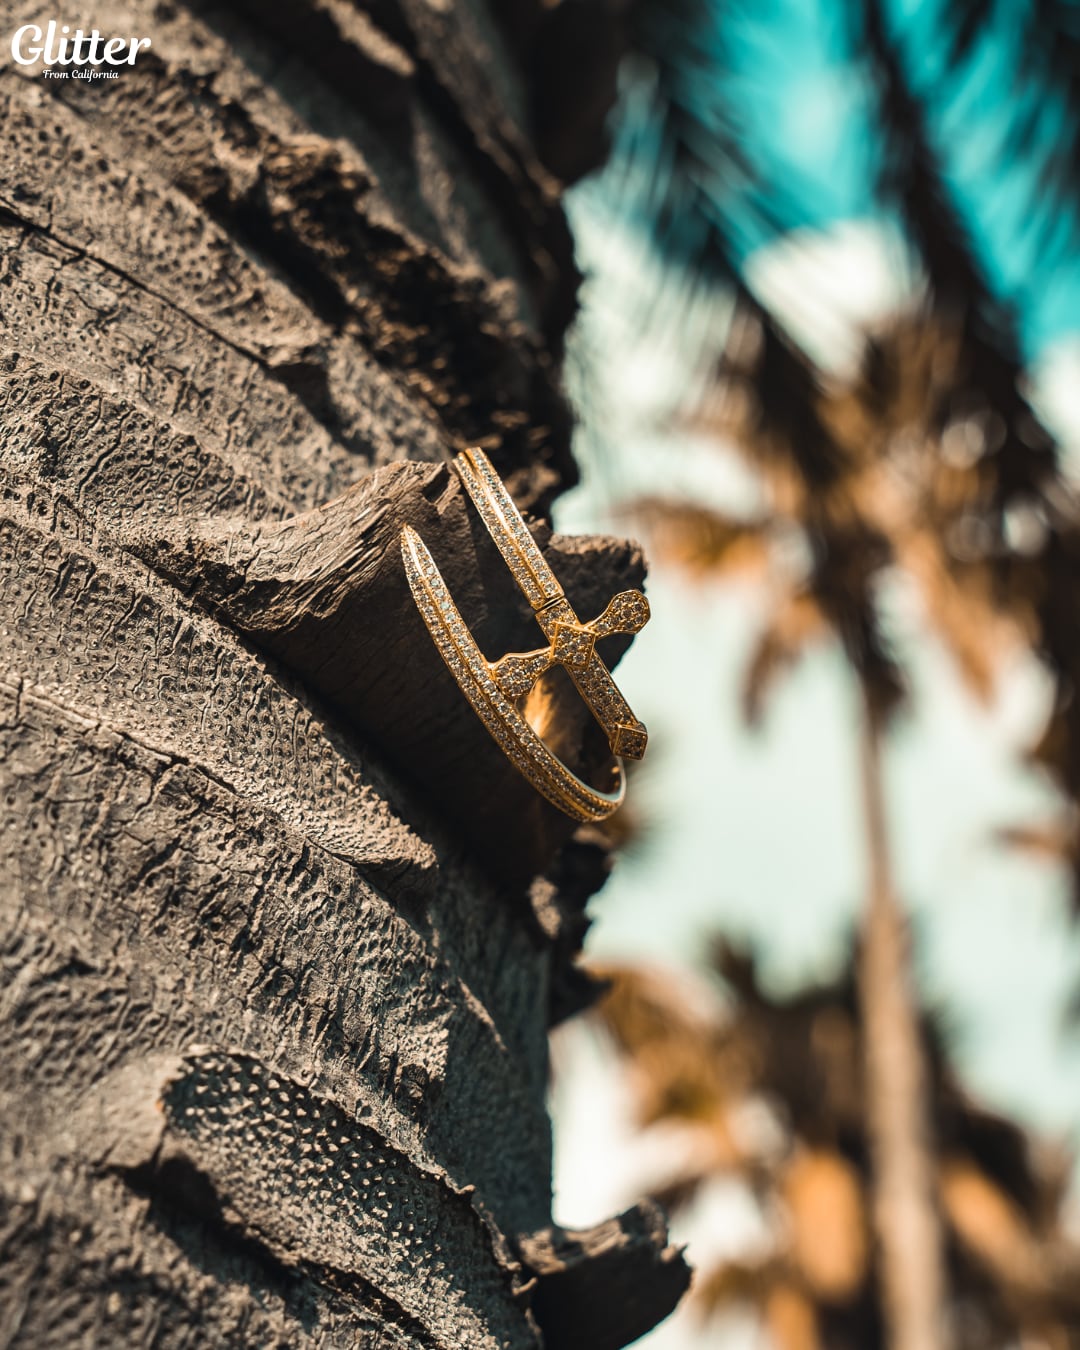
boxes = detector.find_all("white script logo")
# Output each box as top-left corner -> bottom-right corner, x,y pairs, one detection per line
10,21 -> 151,76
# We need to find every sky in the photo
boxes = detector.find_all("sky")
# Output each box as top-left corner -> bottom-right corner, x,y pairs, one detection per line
547,1 -> 1080,1344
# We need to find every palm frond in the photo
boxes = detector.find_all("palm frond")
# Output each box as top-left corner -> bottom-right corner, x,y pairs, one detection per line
613,0 -> 747,290
724,293 -> 851,490
711,294 -> 907,720
857,0 -> 1060,518
631,498 -> 772,576
611,0 -> 836,469
742,589 -> 830,726
942,0 -> 1080,251
782,1148 -> 869,1302
592,945 -> 1080,1344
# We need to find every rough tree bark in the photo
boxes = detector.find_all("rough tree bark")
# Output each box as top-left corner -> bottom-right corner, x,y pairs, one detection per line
0,2 -> 687,1346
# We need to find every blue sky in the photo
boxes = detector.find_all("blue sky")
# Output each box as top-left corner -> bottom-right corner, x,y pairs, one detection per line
651,0 -> 1080,353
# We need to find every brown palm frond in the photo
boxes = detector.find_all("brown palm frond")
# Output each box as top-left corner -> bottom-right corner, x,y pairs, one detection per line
782,1149 -> 869,1303
631,499 -> 772,577
763,1281 -> 824,1350
696,1259 -> 826,1350
741,588 -> 830,725
992,821 -> 1077,863
941,1157 -> 1048,1295
894,529 -> 1011,702
591,963 -> 755,1128
694,1254 -> 784,1315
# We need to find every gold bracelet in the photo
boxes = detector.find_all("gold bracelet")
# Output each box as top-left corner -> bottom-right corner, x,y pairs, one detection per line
401,448 -> 650,822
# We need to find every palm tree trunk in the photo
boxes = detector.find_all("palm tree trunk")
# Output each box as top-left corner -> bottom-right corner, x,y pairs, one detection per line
0,3 -> 686,1345
857,697 -> 950,1350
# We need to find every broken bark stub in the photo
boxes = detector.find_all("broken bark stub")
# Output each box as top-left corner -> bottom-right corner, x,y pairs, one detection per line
518,1202 -> 692,1350
134,458 -> 646,882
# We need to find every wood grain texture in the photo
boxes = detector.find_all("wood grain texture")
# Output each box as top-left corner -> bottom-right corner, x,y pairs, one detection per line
0,1 -> 688,1343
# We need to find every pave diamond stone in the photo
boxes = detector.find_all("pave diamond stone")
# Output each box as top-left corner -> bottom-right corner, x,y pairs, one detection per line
493,649 -> 552,698
552,622 -> 595,671
612,722 -> 648,760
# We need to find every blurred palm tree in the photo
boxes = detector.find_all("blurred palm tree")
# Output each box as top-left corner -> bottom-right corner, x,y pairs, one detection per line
593,946 -> 1080,1350
577,0 -> 1080,1345
631,304 -> 1070,1350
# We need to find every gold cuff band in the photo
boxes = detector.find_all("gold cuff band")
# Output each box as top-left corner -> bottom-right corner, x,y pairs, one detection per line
401,448 -> 650,822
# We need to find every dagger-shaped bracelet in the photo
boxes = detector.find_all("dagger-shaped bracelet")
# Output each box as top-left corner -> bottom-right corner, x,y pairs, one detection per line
401,448 -> 650,822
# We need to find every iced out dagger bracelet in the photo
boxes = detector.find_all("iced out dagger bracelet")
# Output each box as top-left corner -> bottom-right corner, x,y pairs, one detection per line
401,448 -> 650,822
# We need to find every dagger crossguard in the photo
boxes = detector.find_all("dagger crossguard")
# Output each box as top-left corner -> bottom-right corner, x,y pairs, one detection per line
400,448 -> 651,821
490,590 -> 651,757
